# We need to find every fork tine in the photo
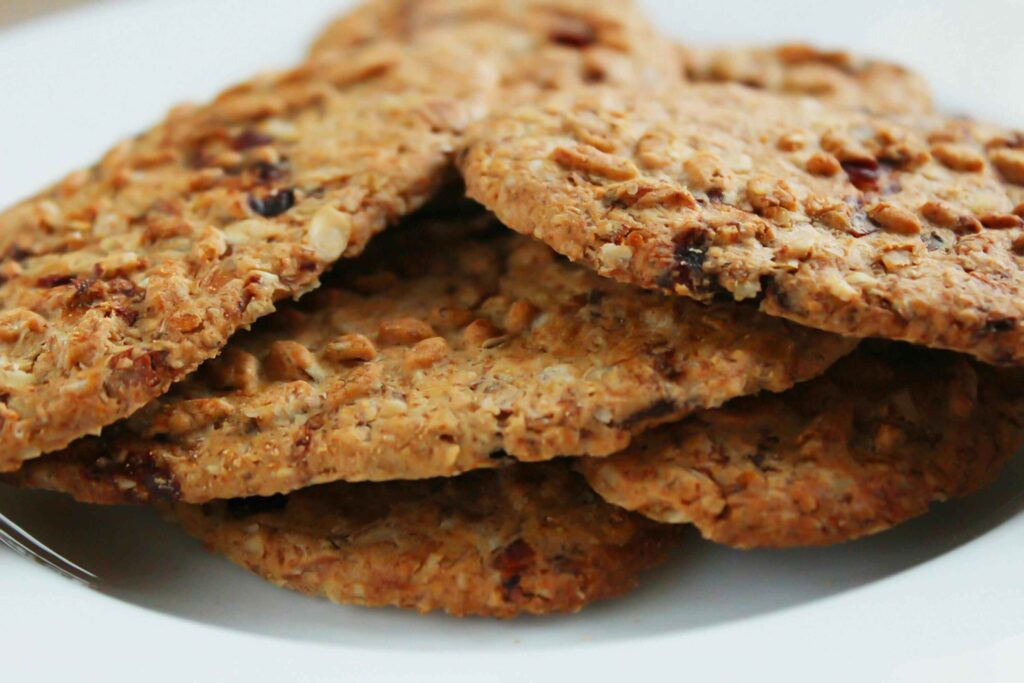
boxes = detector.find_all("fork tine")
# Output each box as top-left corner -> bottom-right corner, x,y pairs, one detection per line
0,512 -> 98,585
0,531 -> 87,584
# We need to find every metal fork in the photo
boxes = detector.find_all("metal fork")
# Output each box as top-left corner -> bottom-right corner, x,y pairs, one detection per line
0,511 -> 98,586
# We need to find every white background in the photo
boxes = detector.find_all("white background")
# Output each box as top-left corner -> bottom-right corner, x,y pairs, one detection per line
1,1 -> 1023,681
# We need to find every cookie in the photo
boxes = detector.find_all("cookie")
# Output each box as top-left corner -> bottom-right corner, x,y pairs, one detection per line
310,0 -> 679,94
580,343 -> 1024,548
6,205 -> 854,504
0,37 -> 496,470
680,43 -> 932,114
460,84 -> 1024,365
170,462 -> 677,618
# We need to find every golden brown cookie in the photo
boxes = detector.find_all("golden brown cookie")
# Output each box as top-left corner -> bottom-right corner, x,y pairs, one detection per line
171,462 -> 677,618
679,43 -> 932,114
6,205 -> 854,504
0,38 -> 496,470
309,0 -> 678,95
460,84 -> 1024,365
581,343 -> 1024,548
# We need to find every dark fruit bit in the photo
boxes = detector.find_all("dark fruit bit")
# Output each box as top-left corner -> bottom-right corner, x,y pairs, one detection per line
548,18 -> 598,48
225,494 -> 289,518
253,161 -> 286,183
492,539 -> 537,577
841,160 -> 881,192
984,318 -> 1016,333
36,273 -> 76,288
248,189 -> 295,218
706,188 -> 725,203
232,129 -> 274,151
622,399 -> 678,428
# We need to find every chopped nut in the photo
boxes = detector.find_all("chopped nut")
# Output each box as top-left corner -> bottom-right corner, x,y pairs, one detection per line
598,243 -> 634,271
265,341 -> 315,381
429,306 -> 475,330
635,131 -> 672,169
205,348 -> 259,394
683,151 -> 731,193
308,206 -> 352,261
820,130 -> 875,165
746,175 -> 798,216
603,180 -> 696,209
930,143 -> 985,172
805,196 -> 855,233
880,248 -> 913,272
876,133 -> 931,170
868,202 -> 922,235
378,318 -> 435,346
989,148 -> 1024,185
566,116 -> 616,153
150,398 -> 235,437
463,319 -> 502,347
0,309 -> 48,342
505,300 -> 539,335
405,337 -> 449,370
777,132 -> 807,152
805,152 -> 841,176
979,213 -> 1024,229
323,334 -> 377,363
551,144 -> 638,180
919,201 -> 982,233
168,311 -> 204,333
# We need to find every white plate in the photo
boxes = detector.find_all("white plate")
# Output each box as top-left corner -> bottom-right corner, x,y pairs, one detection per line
1,1 -> 1023,681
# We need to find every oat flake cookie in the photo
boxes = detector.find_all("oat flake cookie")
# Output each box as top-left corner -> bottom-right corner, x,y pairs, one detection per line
580,343 -> 1024,548
460,85 -> 1024,365
310,0 -> 679,95
170,461 -> 676,618
6,205 -> 854,504
0,38 -> 496,470
679,43 -> 933,114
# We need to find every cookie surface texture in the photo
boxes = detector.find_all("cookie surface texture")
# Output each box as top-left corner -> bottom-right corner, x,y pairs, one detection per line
461,85 -> 1024,364
680,43 -> 932,114
7,207 -> 854,504
310,0 -> 679,94
172,462 -> 677,618
0,38 -> 495,469
581,344 -> 1024,548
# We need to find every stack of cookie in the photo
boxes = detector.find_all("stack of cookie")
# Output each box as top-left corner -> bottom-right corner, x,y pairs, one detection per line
2,0 -> 1023,618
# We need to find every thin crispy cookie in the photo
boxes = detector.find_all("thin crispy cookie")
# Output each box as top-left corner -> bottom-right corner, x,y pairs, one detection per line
0,38 -> 496,470
679,43 -> 932,114
6,206 -> 854,504
309,0 -> 679,94
581,343 -> 1024,548
460,84 -> 1024,365
171,462 -> 677,618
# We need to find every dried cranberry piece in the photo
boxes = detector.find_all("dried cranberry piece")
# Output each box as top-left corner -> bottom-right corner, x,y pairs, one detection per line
841,160 -> 881,192
232,129 -> 273,151
248,189 -> 295,218
252,161 -> 286,183
36,273 -> 76,288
